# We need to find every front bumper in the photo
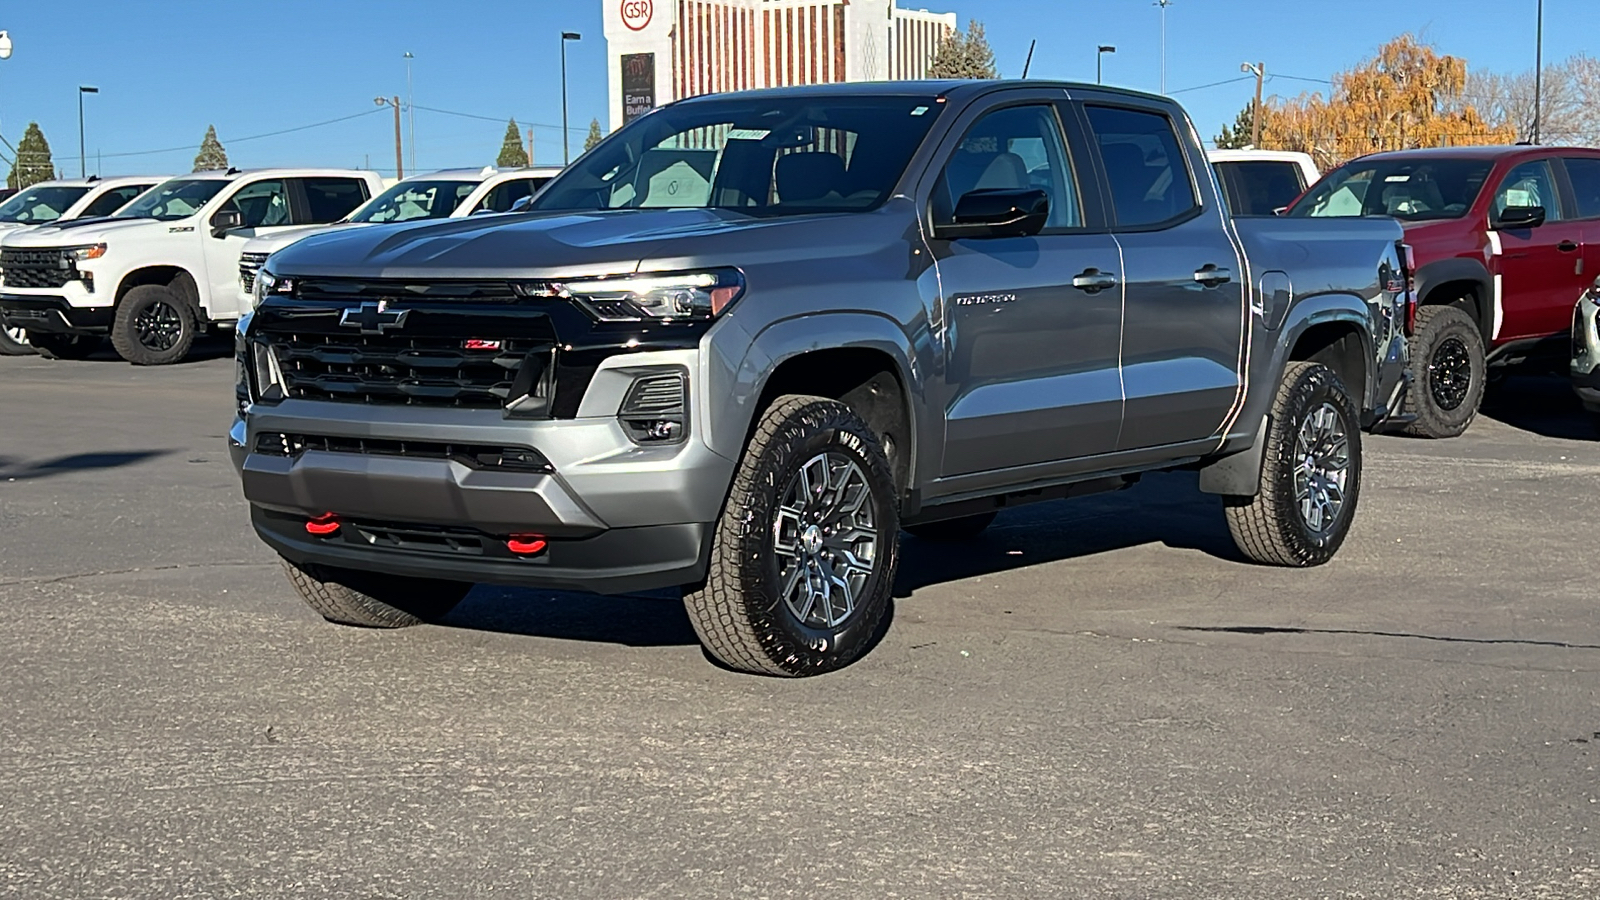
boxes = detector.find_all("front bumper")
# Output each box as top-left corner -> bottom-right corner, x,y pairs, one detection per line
1573,297 -> 1600,413
0,295 -> 114,335
230,349 -> 737,595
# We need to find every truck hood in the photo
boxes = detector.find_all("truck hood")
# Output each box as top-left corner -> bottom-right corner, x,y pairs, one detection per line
244,222 -> 371,256
2,215 -> 173,246
267,205 -> 914,281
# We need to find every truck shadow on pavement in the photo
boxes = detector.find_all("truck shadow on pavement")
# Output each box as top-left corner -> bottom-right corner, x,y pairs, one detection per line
54,335 -> 234,364
894,470 -> 1241,597
445,585 -> 701,647
0,450 -> 172,481
1478,374 -> 1596,441
1177,624 -> 1600,651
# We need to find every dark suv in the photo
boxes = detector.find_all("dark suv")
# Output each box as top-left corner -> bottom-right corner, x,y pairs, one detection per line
1289,145 -> 1600,437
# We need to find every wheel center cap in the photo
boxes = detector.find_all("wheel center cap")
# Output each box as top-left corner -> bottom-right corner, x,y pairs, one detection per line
801,525 -> 824,555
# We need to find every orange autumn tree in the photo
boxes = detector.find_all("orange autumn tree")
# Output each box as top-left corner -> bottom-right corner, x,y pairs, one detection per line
1260,35 -> 1514,170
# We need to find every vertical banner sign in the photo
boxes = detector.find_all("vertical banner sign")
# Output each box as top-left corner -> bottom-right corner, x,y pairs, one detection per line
622,53 -> 656,124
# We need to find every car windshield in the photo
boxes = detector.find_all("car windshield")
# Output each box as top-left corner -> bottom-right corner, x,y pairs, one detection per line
350,179 -> 478,223
116,178 -> 229,221
1289,157 -> 1492,221
0,185 -> 91,223
532,94 -> 944,216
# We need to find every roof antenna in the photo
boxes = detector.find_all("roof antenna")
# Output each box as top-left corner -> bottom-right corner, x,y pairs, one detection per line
1021,40 -> 1037,79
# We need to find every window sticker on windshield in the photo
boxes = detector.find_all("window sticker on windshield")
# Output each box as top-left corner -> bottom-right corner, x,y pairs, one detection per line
727,128 -> 770,141
1385,174 -> 1412,182
911,106 -> 930,116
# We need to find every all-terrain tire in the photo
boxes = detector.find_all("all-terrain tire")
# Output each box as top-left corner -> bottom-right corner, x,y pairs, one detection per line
28,332 -> 101,360
0,324 -> 34,356
905,512 -> 997,542
683,395 -> 900,677
1224,361 -> 1362,567
1401,305 -> 1485,438
111,284 -> 197,366
280,559 -> 471,628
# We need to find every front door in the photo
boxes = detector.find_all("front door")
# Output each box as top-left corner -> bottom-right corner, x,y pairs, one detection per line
202,178 -> 294,319
928,100 -> 1125,477
1081,102 -> 1245,450
1491,159 -> 1585,341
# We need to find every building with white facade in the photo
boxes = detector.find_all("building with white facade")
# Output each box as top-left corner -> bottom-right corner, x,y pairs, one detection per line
604,0 -> 957,132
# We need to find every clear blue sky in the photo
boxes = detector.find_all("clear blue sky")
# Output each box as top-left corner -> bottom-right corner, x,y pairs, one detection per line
0,0 -> 1588,178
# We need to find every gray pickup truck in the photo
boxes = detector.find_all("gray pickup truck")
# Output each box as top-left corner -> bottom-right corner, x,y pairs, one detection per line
230,81 -> 1411,677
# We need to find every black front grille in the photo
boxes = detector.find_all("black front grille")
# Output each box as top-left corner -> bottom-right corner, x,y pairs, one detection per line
253,432 -> 552,472
239,252 -> 268,294
1,248 -> 74,289
262,332 -> 553,409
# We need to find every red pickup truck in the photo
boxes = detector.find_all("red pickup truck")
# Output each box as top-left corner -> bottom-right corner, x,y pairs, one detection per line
1288,146 -> 1600,437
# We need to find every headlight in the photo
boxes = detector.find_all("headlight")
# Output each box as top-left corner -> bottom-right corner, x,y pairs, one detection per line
65,243 -> 107,261
252,268 -> 294,308
548,269 -> 744,322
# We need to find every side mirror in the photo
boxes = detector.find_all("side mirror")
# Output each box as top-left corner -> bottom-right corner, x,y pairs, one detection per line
469,206 -> 496,216
933,188 -> 1050,240
509,195 -> 535,213
1493,205 -> 1545,230
209,208 -> 243,237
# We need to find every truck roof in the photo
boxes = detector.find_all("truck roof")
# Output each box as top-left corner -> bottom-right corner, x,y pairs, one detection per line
175,167 -> 383,181
674,79 -> 1172,106
21,175 -> 167,188
1352,145 -> 1600,164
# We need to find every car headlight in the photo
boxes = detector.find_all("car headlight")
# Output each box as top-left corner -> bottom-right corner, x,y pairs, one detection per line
65,243 -> 107,261
545,269 -> 745,322
252,268 -> 294,308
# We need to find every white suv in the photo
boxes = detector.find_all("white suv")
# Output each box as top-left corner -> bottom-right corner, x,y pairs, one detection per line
0,168 -> 382,364
0,176 -> 164,356
236,166 -> 562,306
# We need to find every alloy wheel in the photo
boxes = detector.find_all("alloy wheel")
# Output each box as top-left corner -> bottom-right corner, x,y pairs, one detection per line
1293,401 -> 1350,537
1428,336 -> 1473,411
771,451 -> 879,630
134,301 -> 183,351
4,325 -> 28,346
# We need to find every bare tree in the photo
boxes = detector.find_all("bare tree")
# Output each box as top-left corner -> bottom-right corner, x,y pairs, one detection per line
1463,54 -> 1599,146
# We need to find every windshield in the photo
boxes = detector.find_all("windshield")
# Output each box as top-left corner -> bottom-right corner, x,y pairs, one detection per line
0,185 -> 91,223
349,179 -> 478,223
533,94 -> 944,215
1290,158 -> 1492,221
117,178 -> 229,221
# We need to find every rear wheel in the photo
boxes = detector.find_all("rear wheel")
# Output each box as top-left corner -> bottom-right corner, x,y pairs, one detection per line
1224,361 -> 1362,567
683,395 -> 900,677
0,323 -> 34,356
111,285 -> 196,366
28,332 -> 101,360
905,512 -> 997,542
280,559 -> 471,628
1402,305 -> 1485,438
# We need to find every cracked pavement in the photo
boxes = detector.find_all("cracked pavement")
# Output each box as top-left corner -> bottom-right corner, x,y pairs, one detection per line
0,350 -> 1596,898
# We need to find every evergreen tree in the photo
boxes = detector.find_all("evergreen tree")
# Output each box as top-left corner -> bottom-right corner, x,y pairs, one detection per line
193,125 -> 229,172
1213,104 -> 1258,149
497,119 -> 529,167
7,122 -> 56,190
926,20 -> 998,79
584,118 -> 604,152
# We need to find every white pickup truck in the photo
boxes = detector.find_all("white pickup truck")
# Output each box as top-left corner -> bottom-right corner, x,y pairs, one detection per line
236,166 -> 562,306
0,175 -> 164,355
1207,149 -> 1320,216
0,168 -> 382,364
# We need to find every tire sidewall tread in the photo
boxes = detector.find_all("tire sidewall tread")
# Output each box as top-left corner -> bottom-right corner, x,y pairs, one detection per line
112,284 -> 197,366
1402,305 -> 1485,439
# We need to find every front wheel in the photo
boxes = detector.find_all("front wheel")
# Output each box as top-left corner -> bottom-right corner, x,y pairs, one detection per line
111,285 -> 196,366
0,323 -> 34,356
683,395 -> 900,677
1401,305 -> 1485,438
28,332 -> 101,360
1224,361 -> 1362,567
280,559 -> 471,628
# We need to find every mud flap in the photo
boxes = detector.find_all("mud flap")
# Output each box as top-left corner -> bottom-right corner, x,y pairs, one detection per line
1196,416 -> 1268,497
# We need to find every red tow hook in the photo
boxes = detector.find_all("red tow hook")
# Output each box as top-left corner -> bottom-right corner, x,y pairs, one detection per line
506,534 -> 547,556
305,513 -> 341,536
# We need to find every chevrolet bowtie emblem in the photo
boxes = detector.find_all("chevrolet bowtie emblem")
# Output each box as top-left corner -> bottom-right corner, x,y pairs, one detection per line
339,301 -> 409,334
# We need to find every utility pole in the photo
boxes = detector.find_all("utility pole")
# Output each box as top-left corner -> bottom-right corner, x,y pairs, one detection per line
1241,62 -> 1265,147
527,126 -> 534,166
1156,0 -> 1173,94
1533,0 -> 1543,144
374,96 -> 403,178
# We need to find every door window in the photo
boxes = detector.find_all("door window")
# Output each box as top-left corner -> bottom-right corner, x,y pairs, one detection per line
1085,106 -> 1198,228
299,177 -> 370,223
1215,160 -> 1305,216
81,185 -> 151,218
1563,158 -> 1600,219
224,179 -> 291,228
476,179 -> 535,213
1492,160 -> 1563,220
932,104 -> 1081,229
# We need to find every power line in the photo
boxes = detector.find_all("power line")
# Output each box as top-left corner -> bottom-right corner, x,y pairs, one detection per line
413,104 -> 586,135
97,108 -> 386,160
1169,74 -> 1254,94
1271,73 -> 1333,85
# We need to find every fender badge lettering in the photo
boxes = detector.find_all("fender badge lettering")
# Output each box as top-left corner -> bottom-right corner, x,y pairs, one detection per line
168,225 -> 194,233
953,293 -> 1017,307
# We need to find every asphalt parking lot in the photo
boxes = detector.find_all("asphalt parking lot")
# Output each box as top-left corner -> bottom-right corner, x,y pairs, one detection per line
1,345 -> 1596,899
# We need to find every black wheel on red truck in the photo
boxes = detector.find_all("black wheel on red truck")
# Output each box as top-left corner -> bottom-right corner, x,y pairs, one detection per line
280,559 -> 471,628
1400,305 -> 1486,438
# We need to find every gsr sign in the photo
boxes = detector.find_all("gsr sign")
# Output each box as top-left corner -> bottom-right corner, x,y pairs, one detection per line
621,0 -> 653,30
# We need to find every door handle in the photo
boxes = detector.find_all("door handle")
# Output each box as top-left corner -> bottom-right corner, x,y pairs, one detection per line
1558,240 -> 1579,253
1194,264 -> 1232,286
1071,269 -> 1118,293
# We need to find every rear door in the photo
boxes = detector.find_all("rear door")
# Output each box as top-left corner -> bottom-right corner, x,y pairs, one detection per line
1080,100 -> 1245,450
1491,158 -> 1585,340
926,92 -> 1125,476
1560,155 -> 1600,297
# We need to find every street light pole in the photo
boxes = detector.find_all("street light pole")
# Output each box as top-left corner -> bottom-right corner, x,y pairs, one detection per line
1241,62 -> 1266,148
1156,0 -> 1172,94
404,51 -> 415,171
1533,0 -> 1543,144
78,86 -> 98,178
1097,45 -> 1116,85
561,32 -> 581,165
